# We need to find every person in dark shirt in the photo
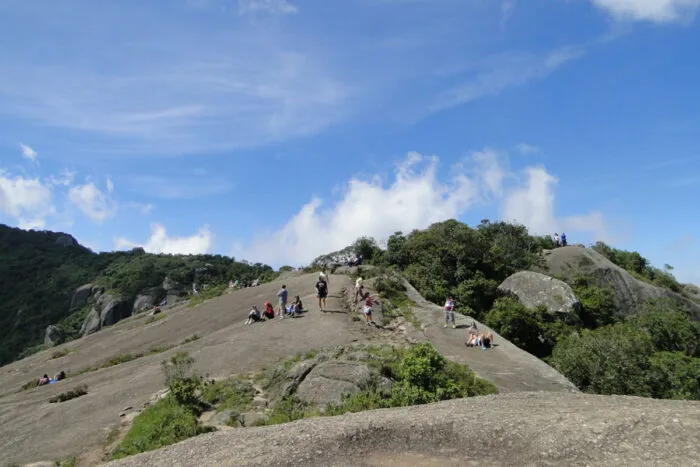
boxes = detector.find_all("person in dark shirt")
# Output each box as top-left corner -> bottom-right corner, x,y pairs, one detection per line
316,276 -> 328,312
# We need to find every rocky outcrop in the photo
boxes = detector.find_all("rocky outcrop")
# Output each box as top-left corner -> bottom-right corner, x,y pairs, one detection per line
162,276 -> 184,305
54,234 -> 76,247
544,246 -> 700,319
133,287 -> 165,312
682,284 -> 700,302
70,284 -> 100,310
498,271 -> 581,314
80,293 -> 134,336
44,325 -> 61,347
296,361 -> 373,406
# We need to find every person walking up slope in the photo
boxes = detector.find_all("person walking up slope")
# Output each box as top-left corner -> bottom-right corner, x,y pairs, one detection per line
316,274 -> 329,312
444,296 -> 456,329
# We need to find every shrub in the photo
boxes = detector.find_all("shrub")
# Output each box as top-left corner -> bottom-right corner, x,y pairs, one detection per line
548,325 -> 655,396
485,298 -> 547,356
647,351 -> 700,400
49,385 -> 88,403
628,302 -> 700,357
570,275 -> 616,328
110,397 -> 213,459
161,351 -> 195,385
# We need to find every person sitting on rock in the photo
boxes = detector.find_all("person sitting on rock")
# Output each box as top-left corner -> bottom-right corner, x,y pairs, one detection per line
54,371 -> 66,381
363,292 -> 374,326
37,374 -> 50,386
263,302 -> 275,320
286,296 -> 304,317
245,305 -> 262,325
480,332 -> 494,349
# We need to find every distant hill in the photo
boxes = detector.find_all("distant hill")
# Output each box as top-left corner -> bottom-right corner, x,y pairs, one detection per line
0,224 -> 276,365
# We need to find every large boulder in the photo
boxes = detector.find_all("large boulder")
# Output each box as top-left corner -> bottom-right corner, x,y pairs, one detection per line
133,287 -> 165,312
544,246 -> 700,319
295,361 -> 372,407
162,276 -> 184,305
71,284 -> 99,310
498,271 -> 581,314
80,293 -> 134,336
44,325 -> 61,347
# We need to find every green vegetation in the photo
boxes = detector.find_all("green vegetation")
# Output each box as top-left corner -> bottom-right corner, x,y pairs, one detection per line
49,385 -> 88,403
111,352 -> 213,460
50,348 -> 72,359
592,241 -> 684,294
0,224 -> 276,365
54,456 -> 77,467
187,284 -> 228,308
317,219 -> 699,401
259,343 -> 497,424
373,276 -> 420,328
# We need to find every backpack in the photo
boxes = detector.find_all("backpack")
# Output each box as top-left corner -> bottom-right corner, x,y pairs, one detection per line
317,280 -> 327,293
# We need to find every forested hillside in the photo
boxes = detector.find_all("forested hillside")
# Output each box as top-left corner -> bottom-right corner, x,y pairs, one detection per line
0,224 -> 275,365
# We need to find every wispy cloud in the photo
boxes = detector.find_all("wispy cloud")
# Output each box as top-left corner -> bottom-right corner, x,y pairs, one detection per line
428,46 -> 585,114
19,143 -> 37,162
501,0 -> 516,26
237,0 -> 298,15
589,0 -> 700,23
67,181 -> 118,223
123,174 -> 234,200
514,143 -> 541,155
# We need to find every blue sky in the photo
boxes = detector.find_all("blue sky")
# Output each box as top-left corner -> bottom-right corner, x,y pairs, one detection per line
1,0 -> 699,284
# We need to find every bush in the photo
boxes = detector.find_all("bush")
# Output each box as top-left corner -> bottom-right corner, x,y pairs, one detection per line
570,276 -> 616,328
161,351 -> 195,385
548,325 -> 655,396
49,385 -> 88,403
628,302 -> 700,357
484,298 -> 548,356
110,397 -> 213,459
647,352 -> 700,400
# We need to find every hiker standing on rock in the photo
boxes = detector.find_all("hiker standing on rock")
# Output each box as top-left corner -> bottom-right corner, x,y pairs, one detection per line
553,233 -> 561,247
444,296 -> 456,329
354,276 -> 364,303
316,274 -> 329,312
277,285 -> 288,320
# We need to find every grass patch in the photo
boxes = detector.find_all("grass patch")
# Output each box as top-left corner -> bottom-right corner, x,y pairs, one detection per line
110,396 -> 213,460
49,385 -> 87,403
374,276 -> 421,329
182,334 -> 200,344
50,348 -> 72,359
144,313 -> 166,325
54,456 -> 77,467
187,284 -> 228,308
256,395 -> 320,426
201,377 -> 255,412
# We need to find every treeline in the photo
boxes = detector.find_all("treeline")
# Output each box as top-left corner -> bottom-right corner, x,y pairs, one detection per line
0,224 -> 276,365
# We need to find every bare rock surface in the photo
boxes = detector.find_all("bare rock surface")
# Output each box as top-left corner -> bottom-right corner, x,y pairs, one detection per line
0,273 -> 364,465
544,246 -> 700,319
400,280 -> 578,394
498,271 -> 580,314
104,392 -> 700,467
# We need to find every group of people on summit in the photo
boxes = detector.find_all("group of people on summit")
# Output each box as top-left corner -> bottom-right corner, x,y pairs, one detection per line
553,232 -> 567,247
244,271 -> 376,326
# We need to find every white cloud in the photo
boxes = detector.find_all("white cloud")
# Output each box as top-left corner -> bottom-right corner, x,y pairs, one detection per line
116,224 -> 212,255
46,168 -> 76,187
19,143 -> 38,162
514,143 -> 541,155
106,177 -> 114,193
126,202 -> 154,214
0,172 -> 54,227
238,0 -> 298,15
590,0 -> 700,23
501,166 -> 608,239
233,149 -> 607,266
67,182 -> 117,222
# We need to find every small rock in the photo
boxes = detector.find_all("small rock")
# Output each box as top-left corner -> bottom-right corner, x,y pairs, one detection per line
241,411 -> 263,427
